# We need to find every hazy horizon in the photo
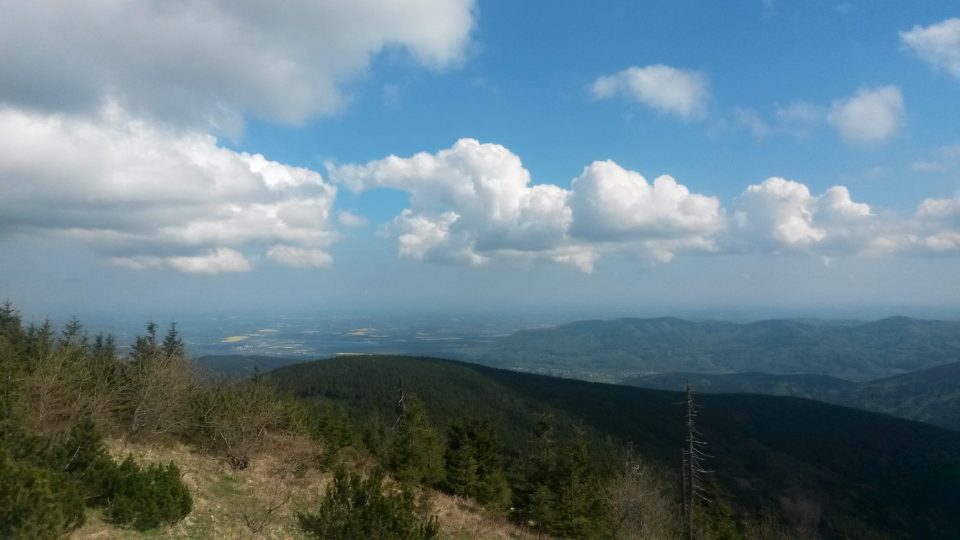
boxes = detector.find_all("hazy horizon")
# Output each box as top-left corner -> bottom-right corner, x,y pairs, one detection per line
10,301 -> 960,365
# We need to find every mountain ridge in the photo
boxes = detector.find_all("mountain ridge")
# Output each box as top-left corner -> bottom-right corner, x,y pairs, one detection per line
467,316 -> 960,380
622,361 -> 960,431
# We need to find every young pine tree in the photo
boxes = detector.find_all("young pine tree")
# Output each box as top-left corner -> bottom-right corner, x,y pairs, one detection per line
298,468 -> 439,540
516,415 -> 558,532
443,417 -> 511,510
389,396 -> 444,487
443,418 -> 479,497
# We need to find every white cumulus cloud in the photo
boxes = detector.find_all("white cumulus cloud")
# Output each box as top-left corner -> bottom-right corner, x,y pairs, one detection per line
727,179 -> 946,257
893,197 -> 960,253
569,161 -> 724,259
331,140 -> 960,269
385,210 -> 483,265
734,178 -> 828,249
828,86 -> 904,143
330,139 -> 575,266
330,139 -> 730,270
590,65 -> 710,119
900,18 -> 960,79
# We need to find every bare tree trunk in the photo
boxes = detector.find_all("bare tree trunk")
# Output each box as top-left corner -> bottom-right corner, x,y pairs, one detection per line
681,383 -> 709,540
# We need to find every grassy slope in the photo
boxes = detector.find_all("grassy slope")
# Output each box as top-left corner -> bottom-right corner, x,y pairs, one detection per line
70,435 -> 527,539
470,317 -> 960,380
72,436 -> 327,539
269,355 -> 960,539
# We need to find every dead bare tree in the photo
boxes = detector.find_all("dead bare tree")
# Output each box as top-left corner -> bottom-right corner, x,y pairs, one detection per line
122,350 -> 196,437
242,485 -> 292,534
202,374 -> 287,470
681,383 -> 710,540
394,376 -> 406,431
19,338 -> 118,438
20,343 -> 84,437
120,323 -> 197,438
610,445 -> 681,539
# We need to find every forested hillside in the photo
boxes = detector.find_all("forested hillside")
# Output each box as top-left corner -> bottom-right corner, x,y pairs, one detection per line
270,354 -> 960,539
847,362 -> 960,429
623,371 -> 856,400
623,362 -> 960,430
194,354 -> 302,380
469,317 -> 960,380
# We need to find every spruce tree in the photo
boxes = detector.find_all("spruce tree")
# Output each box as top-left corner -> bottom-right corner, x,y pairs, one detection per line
161,322 -> 184,357
517,415 -> 558,532
469,419 -> 511,510
442,416 -> 512,509
57,316 -> 90,351
443,418 -> 478,497
132,322 -> 158,359
553,427 -> 595,537
389,396 -> 444,486
0,302 -> 21,341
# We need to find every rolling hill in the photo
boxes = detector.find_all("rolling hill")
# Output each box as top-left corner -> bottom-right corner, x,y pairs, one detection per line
467,316 -> 960,380
622,371 -> 856,399
850,361 -> 960,430
623,362 -> 960,431
268,355 -> 960,539
193,354 -> 303,379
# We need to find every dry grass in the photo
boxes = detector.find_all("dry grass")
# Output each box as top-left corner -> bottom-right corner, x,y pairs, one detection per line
431,493 -> 533,539
72,434 -> 327,539
70,436 -> 534,539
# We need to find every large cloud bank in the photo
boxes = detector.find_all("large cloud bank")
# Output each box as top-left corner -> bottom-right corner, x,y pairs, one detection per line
330,139 -> 960,272
3,122 -> 958,273
0,0 -> 475,133
2,4 -> 957,274
0,0 -> 476,273
0,106 -> 338,273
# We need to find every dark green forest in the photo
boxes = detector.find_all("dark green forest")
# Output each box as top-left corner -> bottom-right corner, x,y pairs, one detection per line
270,354 -> 960,539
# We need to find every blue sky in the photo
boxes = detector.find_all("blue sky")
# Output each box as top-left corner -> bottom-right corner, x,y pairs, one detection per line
1,1 -> 959,320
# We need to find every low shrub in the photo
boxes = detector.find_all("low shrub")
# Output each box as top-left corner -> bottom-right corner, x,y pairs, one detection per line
102,458 -> 193,530
2,419 -> 193,533
0,447 -> 85,539
298,468 -> 438,540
